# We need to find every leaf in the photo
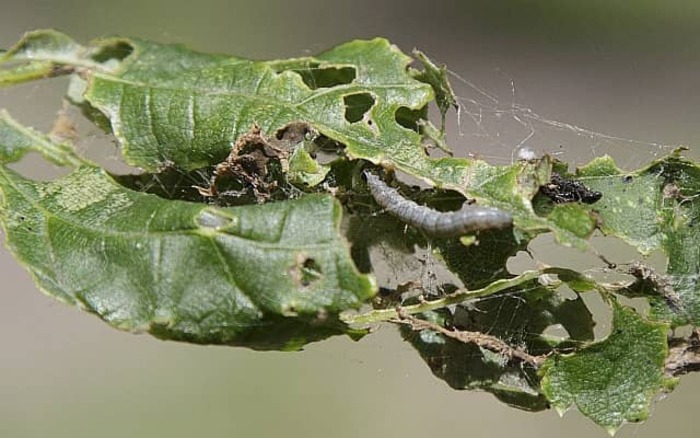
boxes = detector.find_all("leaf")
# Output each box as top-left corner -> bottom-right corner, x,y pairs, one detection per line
0,60 -> 57,86
400,275 -> 597,412
0,114 -> 375,350
2,29 -> 89,65
577,156 -> 665,254
411,50 -> 457,137
287,143 -> 330,186
431,228 -> 523,290
540,300 -> 675,433
401,308 -> 550,412
0,29 -> 119,86
1,30 -> 602,248
1,30 -> 436,174
0,110 -> 81,166
578,151 -> 700,325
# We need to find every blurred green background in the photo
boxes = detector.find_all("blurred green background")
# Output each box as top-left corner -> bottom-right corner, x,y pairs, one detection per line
2,1 -> 700,437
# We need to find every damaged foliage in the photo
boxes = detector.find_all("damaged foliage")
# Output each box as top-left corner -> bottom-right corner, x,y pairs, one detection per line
197,122 -> 315,203
2,30 -> 700,433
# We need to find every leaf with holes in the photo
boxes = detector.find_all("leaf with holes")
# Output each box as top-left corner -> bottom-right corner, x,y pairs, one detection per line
399,269 -> 597,413
0,112 -> 375,350
4,28 -> 700,434
540,300 -> 675,433
2,30 -> 438,174
576,151 -> 700,326
0,110 -> 81,166
0,30 -> 607,248
401,307 -> 550,413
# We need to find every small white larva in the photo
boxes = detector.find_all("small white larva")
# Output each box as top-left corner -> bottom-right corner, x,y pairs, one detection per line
364,170 -> 513,237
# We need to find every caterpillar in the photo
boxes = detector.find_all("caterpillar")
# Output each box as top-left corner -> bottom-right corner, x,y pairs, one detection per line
364,170 -> 513,238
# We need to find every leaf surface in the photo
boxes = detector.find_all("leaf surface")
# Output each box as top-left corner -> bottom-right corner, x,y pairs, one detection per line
578,152 -> 700,325
540,300 -> 674,432
1,30 -> 603,247
0,113 -> 375,349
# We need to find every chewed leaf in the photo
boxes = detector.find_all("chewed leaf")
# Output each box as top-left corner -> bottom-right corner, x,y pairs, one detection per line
577,156 -> 665,254
411,50 -> 457,131
80,34 -> 437,173
0,115 -> 375,349
0,29 -> 124,86
540,300 -> 674,432
0,110 -> 81,166
402,307 -> 550,413
3,29 -> 700,433
0,30 -> 606,247
578,151 -> 700,325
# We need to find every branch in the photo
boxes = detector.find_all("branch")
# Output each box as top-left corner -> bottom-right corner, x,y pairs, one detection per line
395,308 -> 545,367
342,269 -> 542,326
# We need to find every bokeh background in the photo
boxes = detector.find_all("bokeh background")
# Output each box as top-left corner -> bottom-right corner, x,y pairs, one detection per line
2,1 -> 700,437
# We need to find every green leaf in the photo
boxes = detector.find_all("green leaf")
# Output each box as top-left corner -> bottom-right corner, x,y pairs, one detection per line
402,308 -> 550,412
0,60 -> 57,86
411,50 -> 457,131
288,143 -> 330,187
2,29 -> 88,65
17,31 -> 436,174
578,151 -> 700,325
0,117 -> 375,350
577,155 -> 665,254
400,275 -> 597,412
540,300 -> 674,432
1,30 -> 604,247
0,29 -> 117,86
0,110 -> 81,166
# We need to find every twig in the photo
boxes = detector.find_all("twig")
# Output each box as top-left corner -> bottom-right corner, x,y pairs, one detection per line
341,269 -> 542,326
395,308 -> 545,367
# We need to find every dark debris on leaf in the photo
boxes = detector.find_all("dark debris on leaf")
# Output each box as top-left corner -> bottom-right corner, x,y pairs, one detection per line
539,173 -> 602,204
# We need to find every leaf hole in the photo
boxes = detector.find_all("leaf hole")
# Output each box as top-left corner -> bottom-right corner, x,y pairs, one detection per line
274,121 -> 314,143
343,93 -> 375,123
395,106 -> 428,131
301,258 -> 323,287
542,324 -> 570,343
7,152 -> 72,182
578,290 -> 613,341
311,135 -> 346,164
291,65 -> 356,90
91,41 -> 134,64
290,254 -> 324,288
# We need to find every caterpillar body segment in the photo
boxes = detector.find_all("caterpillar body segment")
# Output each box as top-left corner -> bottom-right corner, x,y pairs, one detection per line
364,171 -> 513,237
